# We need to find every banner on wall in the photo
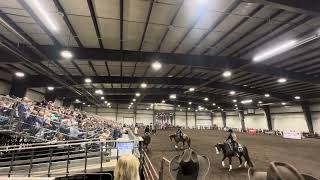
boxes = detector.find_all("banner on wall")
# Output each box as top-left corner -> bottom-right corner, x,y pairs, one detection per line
248,128 -> 257,134
283,130 -> 302,140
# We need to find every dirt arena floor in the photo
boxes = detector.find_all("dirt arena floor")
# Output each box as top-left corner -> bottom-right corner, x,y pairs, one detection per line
141,129 -> 320,180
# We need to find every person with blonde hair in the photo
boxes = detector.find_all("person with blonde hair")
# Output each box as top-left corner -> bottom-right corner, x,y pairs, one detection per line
114,154 -> 140,180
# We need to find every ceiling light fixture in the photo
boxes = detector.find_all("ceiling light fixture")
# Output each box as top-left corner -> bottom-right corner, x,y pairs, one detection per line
100,97 -> 105,100
151,61 -> 162,71
60,50 -> 73,59
253,40 -> 297,62
294,96 -> 301,100
162,100 -> 165,103
15,72 -> 25,78
241,99 -> 253,104
277,78 -> 287,83
281,102 -> 287,105
189,87 -> 195,92
135,92 -> 141,97
222,70 -> 232,77
132,98 -> 136,102
189,102 -> 192,105
28,0 -> 59,31
104,101 -> 108,104
82,102 -> 86,105
264,94 -> 270,97
212,103 -> 216,106
140,83 -> 147,88
188,107 -> 191,110
230,91 -> 236,95
232,99 -> 237,103
258,101 -> 263,104
84,78 -> 92,83
47,86 -> 54,91
95,89 -> 103,95
204,97 -> 209,101
169,94 -> 176,99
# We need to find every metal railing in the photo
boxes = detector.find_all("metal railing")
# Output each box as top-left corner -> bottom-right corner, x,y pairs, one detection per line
0,137 -> 143,178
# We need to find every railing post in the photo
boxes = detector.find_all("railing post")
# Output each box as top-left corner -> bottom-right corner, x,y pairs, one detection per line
8,150 -> 15,177
48,148 -> 53,177
158,159 -> 165,180
28,149 -> 34,177
84,143 -> 88,173
66,145 -> 70,176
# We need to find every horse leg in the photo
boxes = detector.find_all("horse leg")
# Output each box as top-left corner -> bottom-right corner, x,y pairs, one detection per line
174,141 -> 178,149
238,155 -> 243,168
221,155 -> 226,167
228,156 -> 232,171
181,140 -> 185,150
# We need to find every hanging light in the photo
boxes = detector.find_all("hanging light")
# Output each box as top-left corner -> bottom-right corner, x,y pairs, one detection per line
140,83 -> 147,88
47,86 -> 54,91
188,102 -> 192,105
135,92 -> 141,97
189,87 -> 195,92
15,72 -> 25,78
151,61 -> 162,71
294,96 -> 301,100
60,50 -> 73,59
264,94 -> 270,97
222,71 -> 232,77
229,91 -> 236,95
204,97 -> 209,101
277,78 -> 287,83
169,94 -> 177,99
84,78 -> 92,83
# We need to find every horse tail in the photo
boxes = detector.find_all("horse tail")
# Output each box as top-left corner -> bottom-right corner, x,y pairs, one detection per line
243,147 -> 254,167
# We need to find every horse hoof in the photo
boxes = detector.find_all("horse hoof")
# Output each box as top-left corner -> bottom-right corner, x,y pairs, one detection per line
221,161 -> 225,167
229,165 -> 232,171
244,161 -> 247,168
175,145 -> 178,149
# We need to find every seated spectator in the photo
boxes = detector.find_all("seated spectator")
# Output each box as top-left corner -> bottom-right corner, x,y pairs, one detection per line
248,161 -> 318,180
114,154 -> 140,180
169,148 -> 210,180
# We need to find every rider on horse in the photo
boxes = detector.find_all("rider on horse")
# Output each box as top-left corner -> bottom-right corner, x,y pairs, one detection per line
226,129 -> 239,157
144,125 -> 150,134
176,126 -> 183,139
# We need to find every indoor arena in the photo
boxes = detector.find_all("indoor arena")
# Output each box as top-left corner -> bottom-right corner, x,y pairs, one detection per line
0,0 -> 319,180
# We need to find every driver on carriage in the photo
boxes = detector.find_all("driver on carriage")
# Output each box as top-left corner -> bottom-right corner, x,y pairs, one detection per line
225,129 -> 239,157
176,126 -> 183,139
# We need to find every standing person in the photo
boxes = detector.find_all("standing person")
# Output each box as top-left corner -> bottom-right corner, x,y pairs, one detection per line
176,126 -> 183,139
114,154 -> 140,180
144,125 -> 150,134
134,125 -> 138,135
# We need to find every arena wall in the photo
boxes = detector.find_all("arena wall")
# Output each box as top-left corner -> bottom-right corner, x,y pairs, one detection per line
82,103 -> 320,133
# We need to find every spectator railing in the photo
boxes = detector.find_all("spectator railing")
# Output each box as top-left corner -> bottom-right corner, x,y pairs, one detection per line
0,138 -> 143,178
158,157 -> 170,180
142,150 -> 159,180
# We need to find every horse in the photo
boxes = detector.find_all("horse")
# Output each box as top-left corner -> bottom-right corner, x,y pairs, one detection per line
142,133 -> 151,151
169,134 -> 191,150
214,142 -> 254,171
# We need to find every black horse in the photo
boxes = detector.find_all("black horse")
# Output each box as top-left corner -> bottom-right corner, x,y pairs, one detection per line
143,133 -> 151,151
214,142 -> 254,171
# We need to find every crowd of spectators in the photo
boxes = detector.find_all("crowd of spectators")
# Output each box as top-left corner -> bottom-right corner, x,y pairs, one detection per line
0,95 -> 124,142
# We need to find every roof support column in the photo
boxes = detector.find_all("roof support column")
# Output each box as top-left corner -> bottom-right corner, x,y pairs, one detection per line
263,105 -> 273,130
239,110 -> 246,131
221,111 -> 226,128
301,102 -> 314,133
9,81 -> 27,98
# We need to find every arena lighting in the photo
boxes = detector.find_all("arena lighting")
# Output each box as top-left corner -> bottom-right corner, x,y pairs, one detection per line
222,70 -> 232,77
28,0 -> 58,31
277,78 -> 287,83
189,87 -> 195,92
281,102 -> 287,105
47,86 -> 54,91
258,101 -> 263,104
204,97 -> 209,101
130,102 -> 133,105
253,40 -> 297,62
132,98 -> 136,102
169,94 -> 177,99
294,96 -> 301,100
104,101 -> 108,104
84,78 -> 92,83
60,50 -> 73,59
146,108 -> 149,110
140,82 -> 147,88
188,107 -> 191,110
107,103 -> 111,106
151,61 -> 162,71
264,94 -> 270,97
212,103 -> 216,106
189,102 -> 192,105
88,105 -> 91,107
135,92 -> 141,97
162,100 -> 165,103
234,104 -> 238,107
178,105 -> 180,107
229,91 -> 236,95
100,97 -> 105,100
82,102 -> 85,105
217,107 -> 220,109
180,109 -> 182,111
95,89 -> 103,95
232,99 -> 237,103
15,72 -> 25,77
241,99 -> 253,104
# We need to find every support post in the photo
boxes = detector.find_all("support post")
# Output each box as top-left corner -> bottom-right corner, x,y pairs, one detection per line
301,102 -> 314,134
210,111 -> 214,128
221,111 -> 226,128
239,110 -> 245,131
9,81 -> 27,98
194,111 -> 197,129
185,109 -> 188,128
134,105 -> 137,125
262,105 -> 272,130
173,104 -> 176,126
152,103 -> 155,125
115,104 -> 119,122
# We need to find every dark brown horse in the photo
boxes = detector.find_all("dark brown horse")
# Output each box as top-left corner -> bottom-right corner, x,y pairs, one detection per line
169,134 -> 191,149
215,142 -> 253,171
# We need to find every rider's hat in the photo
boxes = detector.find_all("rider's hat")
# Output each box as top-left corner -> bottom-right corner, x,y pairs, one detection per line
169,149 -> 210,180
248,161 -> 317,180
228,129 -> 233,133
